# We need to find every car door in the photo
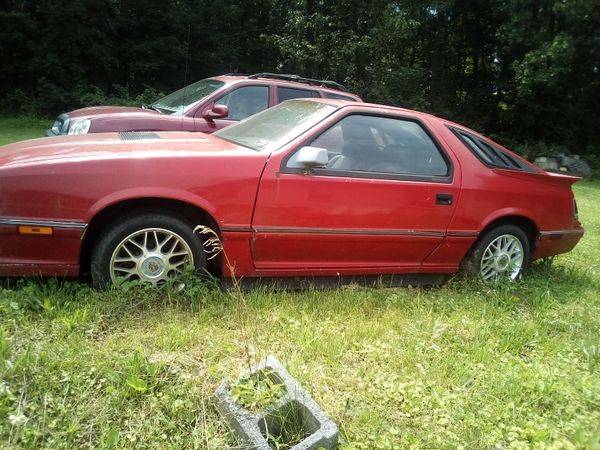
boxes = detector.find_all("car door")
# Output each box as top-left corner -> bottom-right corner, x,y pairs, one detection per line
250,112 -> 460,273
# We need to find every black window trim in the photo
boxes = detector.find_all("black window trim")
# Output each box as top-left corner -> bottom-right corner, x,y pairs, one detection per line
448,125 -> 536,173
281,112 -> 454,184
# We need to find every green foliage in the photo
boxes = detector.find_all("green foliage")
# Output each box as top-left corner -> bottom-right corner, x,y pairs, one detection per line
230,369 -> 286,411
496,0 -> 600,151
267,1 -> 429,109
102,429 -> 120,450
0,0 -> 275,115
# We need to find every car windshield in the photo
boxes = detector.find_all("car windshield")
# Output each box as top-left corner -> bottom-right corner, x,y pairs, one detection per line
151,79 -> 225,115
214,100 -> 338,152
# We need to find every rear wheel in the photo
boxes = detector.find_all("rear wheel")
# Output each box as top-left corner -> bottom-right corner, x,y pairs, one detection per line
91,212 -> 205,287
463,225 -> 530,281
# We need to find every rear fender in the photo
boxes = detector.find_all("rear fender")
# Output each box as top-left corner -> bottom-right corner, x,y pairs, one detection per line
479,207 -> 537,234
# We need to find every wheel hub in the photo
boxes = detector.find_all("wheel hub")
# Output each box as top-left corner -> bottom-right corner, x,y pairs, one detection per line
494,253 -> 510,271
140,254 -> 166,279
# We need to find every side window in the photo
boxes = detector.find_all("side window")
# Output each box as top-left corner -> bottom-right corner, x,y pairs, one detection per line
303,115 -> 449,177
215,86 -> 269,121
311,123 -> 344,157
277,87 -> 320,102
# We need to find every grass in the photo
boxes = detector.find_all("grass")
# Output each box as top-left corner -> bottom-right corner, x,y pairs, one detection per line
0,118 -> 50,146
1,119 -> 599,449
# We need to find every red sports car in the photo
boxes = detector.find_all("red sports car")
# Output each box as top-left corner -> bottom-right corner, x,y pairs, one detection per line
0,99 -> 583,286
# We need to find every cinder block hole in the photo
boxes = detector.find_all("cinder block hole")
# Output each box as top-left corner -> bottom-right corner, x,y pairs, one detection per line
258,400 -> 321,449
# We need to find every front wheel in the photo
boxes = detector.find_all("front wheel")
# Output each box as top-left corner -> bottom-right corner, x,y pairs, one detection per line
91,212 -> 206,287
463,225 -> 530,281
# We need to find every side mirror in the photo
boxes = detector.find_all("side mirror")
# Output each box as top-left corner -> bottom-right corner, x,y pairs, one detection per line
286,146 -> 329,169
203,104 -> 229,120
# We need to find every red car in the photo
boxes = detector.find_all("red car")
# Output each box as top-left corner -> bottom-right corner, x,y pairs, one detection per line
46,73 -> 361,136
1,99 -> 583,286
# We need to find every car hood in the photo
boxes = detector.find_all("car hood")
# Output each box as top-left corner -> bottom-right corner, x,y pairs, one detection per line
0,132 -> 254,169
67,105 -> 161,120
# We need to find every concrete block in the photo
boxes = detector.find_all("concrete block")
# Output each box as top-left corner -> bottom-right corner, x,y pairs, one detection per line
213,355 -> 339,449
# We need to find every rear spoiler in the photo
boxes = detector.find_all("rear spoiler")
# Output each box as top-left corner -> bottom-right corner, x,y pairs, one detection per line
493,168 -> 581,187
545,171 -> 582,187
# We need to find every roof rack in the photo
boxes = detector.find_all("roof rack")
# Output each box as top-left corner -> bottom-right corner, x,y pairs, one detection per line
247,73 -> 348,92
222,72 -> 248,77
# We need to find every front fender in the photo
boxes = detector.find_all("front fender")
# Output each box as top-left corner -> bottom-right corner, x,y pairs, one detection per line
87,187 -> 219,220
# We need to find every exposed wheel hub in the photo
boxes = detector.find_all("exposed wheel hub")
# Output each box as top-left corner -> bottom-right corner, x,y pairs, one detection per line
494,253 -> 510,272
140,254 -> 166,279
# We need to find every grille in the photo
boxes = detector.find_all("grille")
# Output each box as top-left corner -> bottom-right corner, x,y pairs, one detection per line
118,131 -> 161,140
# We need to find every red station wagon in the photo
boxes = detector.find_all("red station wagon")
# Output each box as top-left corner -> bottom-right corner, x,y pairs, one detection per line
46,73 -> 361,136
1,99 -> 584,286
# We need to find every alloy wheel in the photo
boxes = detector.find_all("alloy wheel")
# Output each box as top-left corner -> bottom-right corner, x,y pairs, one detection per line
479,234 -> 524,281
109,227 -> 193,284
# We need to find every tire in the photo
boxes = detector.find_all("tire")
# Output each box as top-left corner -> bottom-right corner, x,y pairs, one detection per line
463,224 -> 530,282
90,212 -> 206,288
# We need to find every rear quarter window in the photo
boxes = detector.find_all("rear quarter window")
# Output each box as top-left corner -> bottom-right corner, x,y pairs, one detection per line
323,92 -> 359,101
277,87 -> 320,102
449,126 -> 537,173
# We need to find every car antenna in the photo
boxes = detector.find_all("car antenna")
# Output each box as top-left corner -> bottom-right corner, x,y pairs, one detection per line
181,24 -> 191,131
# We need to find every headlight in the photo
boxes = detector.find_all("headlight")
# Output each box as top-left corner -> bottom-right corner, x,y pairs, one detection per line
68,119 -> 91,135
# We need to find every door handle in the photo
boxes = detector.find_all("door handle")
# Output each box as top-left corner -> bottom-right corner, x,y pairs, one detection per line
436,193 -> 453,205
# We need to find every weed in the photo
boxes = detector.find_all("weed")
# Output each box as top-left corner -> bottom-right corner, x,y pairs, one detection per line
229,369 -> 287,411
